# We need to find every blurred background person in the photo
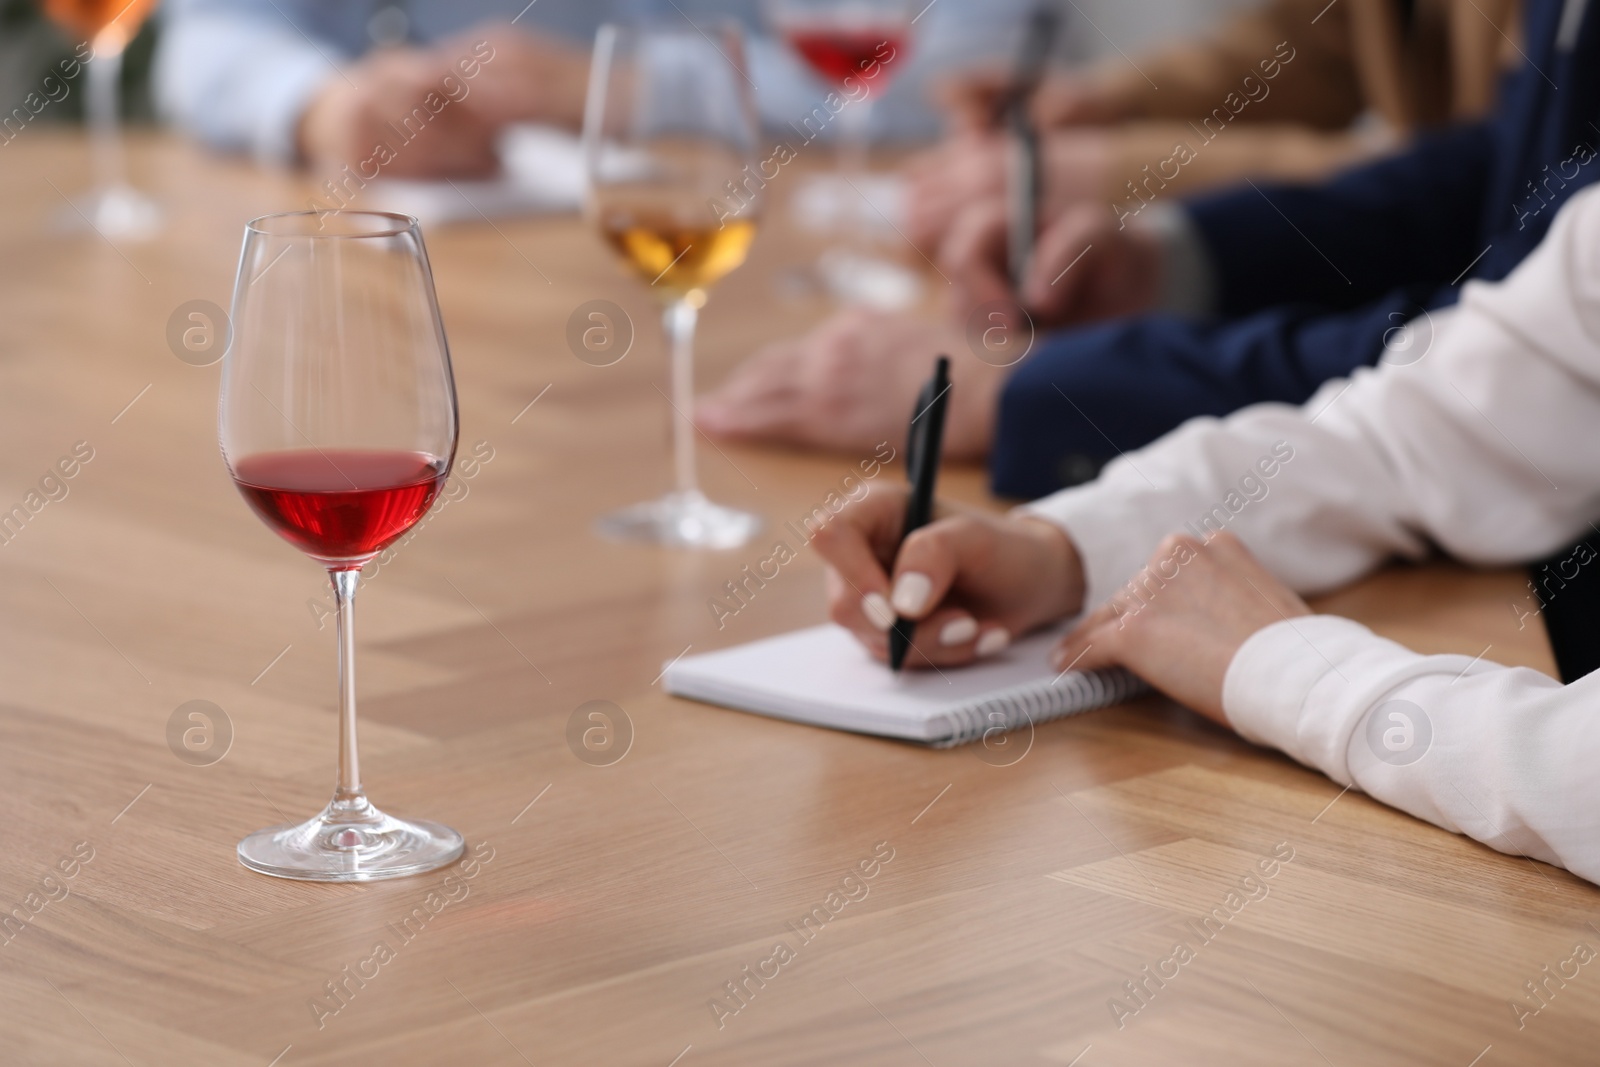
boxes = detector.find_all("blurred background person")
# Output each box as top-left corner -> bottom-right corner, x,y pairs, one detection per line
904,0 -> 1520,250
698,0 -> 1578,502
150,0 -> 1265,175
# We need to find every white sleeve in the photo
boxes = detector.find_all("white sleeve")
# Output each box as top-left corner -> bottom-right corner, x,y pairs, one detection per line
1025,182 -> 1600,610
1224,616 -> 1600,884
1021,183 -> 1600,882
154,2 -> 345,163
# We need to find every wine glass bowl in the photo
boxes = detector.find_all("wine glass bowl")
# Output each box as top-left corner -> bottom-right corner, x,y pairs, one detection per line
583,22 -> 765,549
769,0 -> 911,97
42,0 -> 155,47
595,179 -> 759,300
221,210 -> 463,881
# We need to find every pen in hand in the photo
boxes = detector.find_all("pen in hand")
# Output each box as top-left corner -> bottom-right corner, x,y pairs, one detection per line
888,356 -> 952,671
1001,6 -> 1061,287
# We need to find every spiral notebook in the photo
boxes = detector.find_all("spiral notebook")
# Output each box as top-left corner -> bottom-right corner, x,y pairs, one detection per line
661,624 -> 1145,747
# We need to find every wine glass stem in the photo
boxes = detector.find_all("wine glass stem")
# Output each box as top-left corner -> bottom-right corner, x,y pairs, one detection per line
86,32 -> 128,197
836,96 -> 874,243
664,297 -> 700,497
330,568 -> 365,804
837,94 -> 873,183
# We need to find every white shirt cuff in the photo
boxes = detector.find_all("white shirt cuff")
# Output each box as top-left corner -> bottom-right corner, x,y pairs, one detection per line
1222,615 -> 1485,785
1019,481 -> 1177,611
253,51 -> 339,165
1130,201 -> 1217,318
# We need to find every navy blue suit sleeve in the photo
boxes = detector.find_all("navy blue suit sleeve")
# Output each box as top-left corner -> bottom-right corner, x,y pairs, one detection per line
1187,120 -> 1496,317
987,297 -> 1429,499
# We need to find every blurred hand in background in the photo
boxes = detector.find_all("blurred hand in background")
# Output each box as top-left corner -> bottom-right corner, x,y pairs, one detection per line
941,198 -> 1164,328
296,25 -> 587,178
903,128 -> 1115,251
696,308 -> 1006,460
695,201 -> 1165,461
932,67 -> 1131,133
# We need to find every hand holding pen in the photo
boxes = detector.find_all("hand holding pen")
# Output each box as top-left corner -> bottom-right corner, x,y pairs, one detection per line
888,357 -> 953,670
934,4 -> 1166,330
1000,6 -> 1060,286
810,355 -> 1085,670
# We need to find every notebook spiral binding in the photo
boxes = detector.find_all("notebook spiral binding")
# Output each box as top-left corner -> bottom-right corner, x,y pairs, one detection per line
933,669 -> 1149,748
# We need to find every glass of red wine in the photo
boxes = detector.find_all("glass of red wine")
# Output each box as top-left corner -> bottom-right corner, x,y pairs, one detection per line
222,210 -> 463,881
768,0 -> 913,295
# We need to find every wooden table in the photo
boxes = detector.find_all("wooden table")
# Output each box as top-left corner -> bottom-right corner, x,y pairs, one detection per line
1,133 -> 1595,1066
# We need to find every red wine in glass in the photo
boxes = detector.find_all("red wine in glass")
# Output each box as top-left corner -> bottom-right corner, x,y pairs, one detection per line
783,23 -> 907,96
232,449 -> 446,563
769,0 -> 914,292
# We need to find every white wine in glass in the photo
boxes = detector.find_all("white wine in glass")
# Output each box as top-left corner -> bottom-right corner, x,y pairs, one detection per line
583,21 -> 764,549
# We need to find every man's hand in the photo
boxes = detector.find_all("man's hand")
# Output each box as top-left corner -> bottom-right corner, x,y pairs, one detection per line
296,26 -> 588,179
1052,532 -> 1311,724
934,68 -> 1129,134
696,309 -> 1006,460
812,486 -> 1086,668
434,25 -> 589,130
942,198 -> 1164,328
299,47 -> 501,177
903,129 -> 1114,251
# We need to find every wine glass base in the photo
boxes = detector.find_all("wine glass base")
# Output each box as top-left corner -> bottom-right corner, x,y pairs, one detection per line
57,184 -> 162,241
816,247 -> 923,310
238,796 -> 464,882
596,490 -> 762,549
791,172 -> 904,233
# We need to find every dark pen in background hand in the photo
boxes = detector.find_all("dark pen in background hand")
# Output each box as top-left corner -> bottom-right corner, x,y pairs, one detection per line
999,6 -> 1062,287
888,356 -> 952,671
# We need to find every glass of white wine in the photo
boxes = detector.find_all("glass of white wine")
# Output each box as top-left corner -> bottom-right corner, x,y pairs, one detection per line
582,20 -> 764,549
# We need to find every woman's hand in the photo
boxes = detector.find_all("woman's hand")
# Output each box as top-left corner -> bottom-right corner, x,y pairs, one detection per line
810,488 -> 1310,722
1052,532 -> 1311,724
811,486 -> 1086,668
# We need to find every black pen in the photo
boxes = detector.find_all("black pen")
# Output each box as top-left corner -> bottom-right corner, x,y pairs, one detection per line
888,356 -> 952,672
1001,6 -> 1061,286
1008,118 -> 1040,288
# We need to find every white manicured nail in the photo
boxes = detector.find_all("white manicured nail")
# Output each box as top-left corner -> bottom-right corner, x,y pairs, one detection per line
891,572 -> 933,616
939,616 -> 978,646
862,592 -> 895,631
976,628 -> 1011,657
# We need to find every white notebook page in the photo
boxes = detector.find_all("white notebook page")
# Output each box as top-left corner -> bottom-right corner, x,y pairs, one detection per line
662,624 -> 1141,745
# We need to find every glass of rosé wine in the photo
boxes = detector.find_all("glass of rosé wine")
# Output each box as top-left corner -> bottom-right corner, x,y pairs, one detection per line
221,210 -> 462,881
41,0 -> 162,238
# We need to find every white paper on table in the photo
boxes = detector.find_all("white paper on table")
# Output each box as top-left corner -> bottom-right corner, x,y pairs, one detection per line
360,124 -> 588,226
